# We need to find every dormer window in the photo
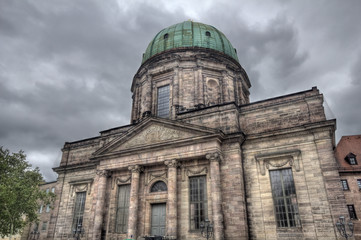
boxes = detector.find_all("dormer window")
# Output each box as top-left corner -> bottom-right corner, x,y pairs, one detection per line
345,153 -> 357,165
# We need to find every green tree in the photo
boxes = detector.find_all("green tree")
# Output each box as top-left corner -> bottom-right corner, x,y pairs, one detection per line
0,147 -> 55,239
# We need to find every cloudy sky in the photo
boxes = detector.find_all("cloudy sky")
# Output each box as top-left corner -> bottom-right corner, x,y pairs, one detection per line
1,0 -> 361,181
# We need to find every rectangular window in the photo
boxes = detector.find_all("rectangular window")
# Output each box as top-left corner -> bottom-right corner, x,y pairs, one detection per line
270,168 -> 300,228
46,204 -> 50,212
42,222 -> 47,231
33,223 -> 39,232
347,205 -> 357,219
357,179 -> 361,190
115,185 -> 131,233
341,180 -> 349,190
72,192 -> 86,231
39,205 -> 43,213
51,187 -> 55,193
157,85 -> 170,118
46,188 -> 49,194
189,176 -> 207,230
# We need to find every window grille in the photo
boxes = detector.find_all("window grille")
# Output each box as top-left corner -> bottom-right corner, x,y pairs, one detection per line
189,176 -> 207,230
72,192 -> 86,231
347,205 -> 357,219
270,168 -> 300,228
341,180 -> 349,190
115,185 -> 131,233
349,157 -> 357,165
157,85 -> 170,118
151,181 -> 167,192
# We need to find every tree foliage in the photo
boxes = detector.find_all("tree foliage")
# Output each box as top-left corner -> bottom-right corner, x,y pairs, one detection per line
0,147 -> 55,238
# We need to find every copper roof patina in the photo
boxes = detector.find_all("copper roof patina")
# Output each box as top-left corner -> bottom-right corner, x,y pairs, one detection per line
142,21 -> 239,63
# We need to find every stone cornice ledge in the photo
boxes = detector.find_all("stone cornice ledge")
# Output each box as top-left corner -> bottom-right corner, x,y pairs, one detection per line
53,162 -> 98,174
246,119 -> 336,141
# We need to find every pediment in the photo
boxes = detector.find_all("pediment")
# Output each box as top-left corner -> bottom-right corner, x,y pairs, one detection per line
92,117 -> 221,158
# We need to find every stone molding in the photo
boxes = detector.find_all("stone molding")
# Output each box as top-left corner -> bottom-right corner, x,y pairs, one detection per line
164,159 -> 180,168
128,165 -> 144,173
206,152 -> 223,162
255,150 -> 301,176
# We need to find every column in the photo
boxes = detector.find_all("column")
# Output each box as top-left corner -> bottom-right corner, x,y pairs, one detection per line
165,159 -> 178,239
206,152 -> 224,240
93,170 -> 110,240
127,165 -> 142,239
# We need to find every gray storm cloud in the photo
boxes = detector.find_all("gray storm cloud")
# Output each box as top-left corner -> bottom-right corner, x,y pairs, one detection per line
1,0 -> 360,181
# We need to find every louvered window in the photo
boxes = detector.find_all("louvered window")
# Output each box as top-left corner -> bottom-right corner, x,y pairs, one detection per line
157,85 -> 170,118
115,185 -> 131,233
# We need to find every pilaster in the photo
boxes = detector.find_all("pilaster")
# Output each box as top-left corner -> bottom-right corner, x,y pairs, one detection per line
206,152 -> 224,240
127,165 -> 143,239
165,159 -> 179,239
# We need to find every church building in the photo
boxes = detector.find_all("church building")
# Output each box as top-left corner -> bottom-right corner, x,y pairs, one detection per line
47,21 -> 349,240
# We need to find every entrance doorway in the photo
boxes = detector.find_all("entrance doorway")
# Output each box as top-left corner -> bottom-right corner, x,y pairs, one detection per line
151,203 -> 166,236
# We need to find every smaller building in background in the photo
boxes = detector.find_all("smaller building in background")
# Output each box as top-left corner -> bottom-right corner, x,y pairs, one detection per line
335,134 -> 361,239
21,181 -> 57,240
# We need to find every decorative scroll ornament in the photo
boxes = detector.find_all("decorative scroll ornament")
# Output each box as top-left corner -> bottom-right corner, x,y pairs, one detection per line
74,184 -> 88,192
164,159 -> 180,168
145,171 -> 167,186
69,179 -> 93,196
186,167 -> 208,176
96,170 -> 111,178
206,152 -> 222,162
112,176 -> 131,189
128,165 -> 144,173
255,150 -> 301,176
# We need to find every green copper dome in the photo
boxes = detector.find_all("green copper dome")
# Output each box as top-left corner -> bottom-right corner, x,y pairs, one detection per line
142,21 -> 239,63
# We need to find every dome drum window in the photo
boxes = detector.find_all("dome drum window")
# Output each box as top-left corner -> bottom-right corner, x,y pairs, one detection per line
151,181 -> 167,192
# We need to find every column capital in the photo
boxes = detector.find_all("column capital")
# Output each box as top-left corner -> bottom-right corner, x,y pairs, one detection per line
164,159 -> 180,168
206,152 -> 222,162
128,165 -> 143,173
96,170 -> 111,178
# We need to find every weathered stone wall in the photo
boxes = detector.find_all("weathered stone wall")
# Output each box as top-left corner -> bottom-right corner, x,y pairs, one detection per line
240,87 -> 326,135
52,168 -> 96,240
243,126 -> 348,240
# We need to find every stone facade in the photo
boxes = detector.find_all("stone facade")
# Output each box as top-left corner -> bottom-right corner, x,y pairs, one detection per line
335,135 -> 361,240
35,21 -> 351,240
21,181 -> 57,240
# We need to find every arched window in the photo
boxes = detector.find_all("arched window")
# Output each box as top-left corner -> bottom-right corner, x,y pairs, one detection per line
164,33 -> 169,39
151,181 -> 167,192
205,31 -> 211,37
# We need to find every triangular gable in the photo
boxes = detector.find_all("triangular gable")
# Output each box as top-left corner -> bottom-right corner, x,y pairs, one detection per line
92,117 -> 221,158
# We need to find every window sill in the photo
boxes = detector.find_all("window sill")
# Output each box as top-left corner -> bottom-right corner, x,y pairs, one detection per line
276,227 -> 302,232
